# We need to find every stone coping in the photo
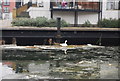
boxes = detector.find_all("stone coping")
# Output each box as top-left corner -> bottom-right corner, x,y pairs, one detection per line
1,26 -> 120,31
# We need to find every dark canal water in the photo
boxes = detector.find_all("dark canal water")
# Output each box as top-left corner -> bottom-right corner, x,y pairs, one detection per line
1,46 -> 120,79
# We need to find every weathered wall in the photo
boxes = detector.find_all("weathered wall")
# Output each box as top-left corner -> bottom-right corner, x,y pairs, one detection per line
53,11 -> 75,24
28,7 -> 51,19
78,12 -> 98,24
102,0 -> 119,19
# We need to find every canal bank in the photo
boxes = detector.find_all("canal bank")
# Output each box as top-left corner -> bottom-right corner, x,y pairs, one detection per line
1,46 -> 120,79
1,27 -> 120,46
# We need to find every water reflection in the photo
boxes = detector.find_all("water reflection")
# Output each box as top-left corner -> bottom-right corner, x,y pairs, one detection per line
2,46 -> 119,79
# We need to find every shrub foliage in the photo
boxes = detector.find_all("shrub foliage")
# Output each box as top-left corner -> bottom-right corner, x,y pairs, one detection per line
12,17 -> 69,27
98,18 -> 119,28
81,20 -> 92,27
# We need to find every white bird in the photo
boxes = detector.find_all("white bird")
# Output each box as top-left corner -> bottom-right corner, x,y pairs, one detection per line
60,40 -> 68,47
87,44 -> 92,47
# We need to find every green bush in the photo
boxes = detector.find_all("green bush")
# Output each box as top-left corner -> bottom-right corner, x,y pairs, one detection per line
98,18 -> 119,28
47,19 -> 56,27
61,20 -> 69,27
12,17 -> 69,27
81,20 -> 92,27
35,17 -> 48,27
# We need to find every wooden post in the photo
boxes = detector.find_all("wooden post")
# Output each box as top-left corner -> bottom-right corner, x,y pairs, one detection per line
48,38 -> 52,45
12,8 -> 17,19
0,40 -> 5,45
12,37 -> 17,45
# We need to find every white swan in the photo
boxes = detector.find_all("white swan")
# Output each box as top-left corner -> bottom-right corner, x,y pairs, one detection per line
87,44 -> 92,47
60,40 -> 68,47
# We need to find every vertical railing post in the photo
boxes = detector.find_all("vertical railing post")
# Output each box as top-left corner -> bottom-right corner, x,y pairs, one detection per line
57,17 -> 61,34
98,0 -> 102,27
56,17 -> 61,43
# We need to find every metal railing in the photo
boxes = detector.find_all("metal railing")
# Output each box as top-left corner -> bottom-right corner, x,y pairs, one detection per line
50,2 -> 100,11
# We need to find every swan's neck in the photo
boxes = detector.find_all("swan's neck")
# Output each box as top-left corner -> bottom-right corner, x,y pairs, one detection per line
65,41 -> 67,44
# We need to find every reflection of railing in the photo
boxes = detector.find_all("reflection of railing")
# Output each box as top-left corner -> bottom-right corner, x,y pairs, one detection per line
51,2 -> 100,11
